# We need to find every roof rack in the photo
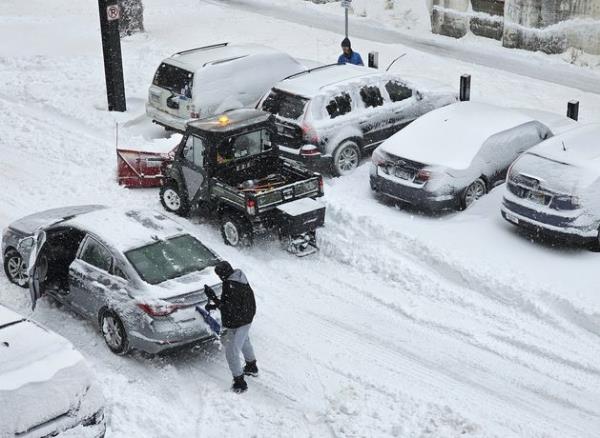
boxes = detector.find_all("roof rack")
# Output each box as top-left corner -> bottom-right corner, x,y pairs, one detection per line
203,55 -> 248,67
282,63 -> 340,81
174,42 -> 229,57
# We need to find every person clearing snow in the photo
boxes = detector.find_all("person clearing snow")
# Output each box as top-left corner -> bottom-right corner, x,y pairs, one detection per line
337,38 -> 364,66
205,261 -> 258,393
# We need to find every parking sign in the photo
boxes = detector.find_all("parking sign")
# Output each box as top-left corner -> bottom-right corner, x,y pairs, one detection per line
341,0 -> 352,8
107,4 -> 121,21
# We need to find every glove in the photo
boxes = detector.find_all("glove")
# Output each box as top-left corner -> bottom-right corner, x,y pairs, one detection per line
204,284 -> 217,301
205,303 -> 218,312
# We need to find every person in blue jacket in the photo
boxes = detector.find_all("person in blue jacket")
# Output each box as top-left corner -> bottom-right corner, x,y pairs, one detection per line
337,38 -> 364,66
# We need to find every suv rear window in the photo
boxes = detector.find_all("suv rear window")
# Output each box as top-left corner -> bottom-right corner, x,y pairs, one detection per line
385,81 -> 412,102
360,86 -> 384,108
153,63 -> 194,97
262,89 -> 308,120
326,93 -> 352,119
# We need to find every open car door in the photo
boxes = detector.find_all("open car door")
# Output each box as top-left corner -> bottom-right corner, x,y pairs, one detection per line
27,230 -> 47,310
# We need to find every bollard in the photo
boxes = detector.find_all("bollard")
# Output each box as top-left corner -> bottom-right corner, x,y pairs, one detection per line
368,51 -> 379,69
567,100 -> 579,121
459,74 -> 471,102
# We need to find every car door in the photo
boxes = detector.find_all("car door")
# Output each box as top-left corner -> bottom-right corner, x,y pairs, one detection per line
68,236 -> 116,319
179,134 -> 208,202
383,79 -> 419,136
358,82 -> 390,147
27,230 -> 47,310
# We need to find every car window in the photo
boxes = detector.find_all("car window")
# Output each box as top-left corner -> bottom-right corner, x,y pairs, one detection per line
112,265 -> 128,281
152,63 -> 193,97
326,93 -> 352,119
261,89 -> 308,120
360,85 -> 384,108
217,129 -> 271,163
182,135 -> 205,168
79,237 -> 112,272
385,81 -> 413,102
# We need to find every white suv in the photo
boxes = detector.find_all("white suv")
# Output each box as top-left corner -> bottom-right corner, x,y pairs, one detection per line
0,305 -> 106,437
146,42 -> 307,131
258,64 -> 458,176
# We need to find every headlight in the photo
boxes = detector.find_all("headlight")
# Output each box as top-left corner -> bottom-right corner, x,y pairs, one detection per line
372,148 -> 389,166
550,195 -> 581,210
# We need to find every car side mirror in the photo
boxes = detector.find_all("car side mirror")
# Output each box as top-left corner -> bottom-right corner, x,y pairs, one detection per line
415,90 -> 423,101
17,236 -> 35,251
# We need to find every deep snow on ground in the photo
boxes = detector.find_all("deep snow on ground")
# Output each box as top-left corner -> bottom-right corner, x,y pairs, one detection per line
1,0 -> 600,437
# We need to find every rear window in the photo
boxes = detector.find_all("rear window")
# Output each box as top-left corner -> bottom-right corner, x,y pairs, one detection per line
217,129 -> 271,163
262,89 -> 308,120
326,93 -> 352,119
152,63 -> 194,97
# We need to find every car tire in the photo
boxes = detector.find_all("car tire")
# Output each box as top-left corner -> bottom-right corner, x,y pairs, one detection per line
3,249 -> 28,288
460,178 -> 487,210
100,311 -> 129,355
332,140 -> 361,177
160,181 -> 190,217
220,214 -> 253,247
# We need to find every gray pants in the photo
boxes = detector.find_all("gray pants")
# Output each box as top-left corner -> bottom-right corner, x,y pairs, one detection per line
223,323 -> 256,378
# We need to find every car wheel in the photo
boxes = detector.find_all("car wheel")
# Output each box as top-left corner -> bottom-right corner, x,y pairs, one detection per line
160,181 -> 190,217
3,249 -> 28,288
460,178 -> 487,210
332,141 -> 361,176
220,214 -> 253,247
100,311 -> 129,355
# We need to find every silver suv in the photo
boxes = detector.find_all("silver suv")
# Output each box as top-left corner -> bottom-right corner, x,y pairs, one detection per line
258,64 -> 457,176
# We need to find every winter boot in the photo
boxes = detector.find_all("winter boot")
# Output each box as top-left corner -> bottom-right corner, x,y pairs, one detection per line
232,375 -> 248,393
243,360 -> 259,377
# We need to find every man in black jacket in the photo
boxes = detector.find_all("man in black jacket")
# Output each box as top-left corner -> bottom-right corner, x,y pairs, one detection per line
205,261 -> 257,393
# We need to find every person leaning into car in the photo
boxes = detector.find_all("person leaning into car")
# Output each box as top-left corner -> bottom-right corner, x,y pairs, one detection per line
205,261 -> 258,393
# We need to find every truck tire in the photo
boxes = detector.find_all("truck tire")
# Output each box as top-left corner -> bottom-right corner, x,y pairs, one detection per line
332,140 -> 361,177
220,214 -> 253,247
160,181 -> 190,217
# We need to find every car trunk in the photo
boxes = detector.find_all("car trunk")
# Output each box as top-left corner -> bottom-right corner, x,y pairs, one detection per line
0,318 -> 92,436
261,89 -> 308,150
378,155 -> 427,185
148,62 -> 195,120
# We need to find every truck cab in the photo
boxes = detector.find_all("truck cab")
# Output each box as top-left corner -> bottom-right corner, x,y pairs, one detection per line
160,109 -> 325,255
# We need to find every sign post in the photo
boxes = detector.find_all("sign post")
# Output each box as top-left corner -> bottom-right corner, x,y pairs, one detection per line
98,0 -> 127,112
341,0 -> 352,38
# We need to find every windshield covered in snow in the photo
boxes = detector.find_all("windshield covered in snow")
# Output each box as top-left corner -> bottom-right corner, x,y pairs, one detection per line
125,235 -> 218,285
153,63 -> 194,96
261,89 -> 308,120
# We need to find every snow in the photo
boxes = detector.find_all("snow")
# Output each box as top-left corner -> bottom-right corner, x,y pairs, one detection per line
2,0 -> 600,437
379,102 -> 542,169
276,197 -> 324,216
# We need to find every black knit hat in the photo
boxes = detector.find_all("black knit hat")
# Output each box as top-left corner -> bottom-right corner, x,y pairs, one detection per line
215,261 -> 234,279
341,37 -> 351,49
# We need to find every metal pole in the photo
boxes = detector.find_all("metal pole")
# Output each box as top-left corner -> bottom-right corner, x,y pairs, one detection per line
567,100 -> 579,121
98,0 -> 127,112
345,9 -> 348,38
459,74 -> 471,102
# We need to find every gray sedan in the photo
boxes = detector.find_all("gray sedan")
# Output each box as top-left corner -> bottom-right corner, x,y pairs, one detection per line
1,205 -> 223,355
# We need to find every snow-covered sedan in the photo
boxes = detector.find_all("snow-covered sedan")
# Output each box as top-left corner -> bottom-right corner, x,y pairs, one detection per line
370,102 -> 577,210
502,123 -> 600,248
0,304 -> 106,437
1,206 -> 223,355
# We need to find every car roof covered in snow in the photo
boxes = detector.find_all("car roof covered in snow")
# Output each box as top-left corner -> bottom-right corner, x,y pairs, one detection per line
62,208 -> 190,252
526,123 -> 600,169
379,102 -> 556,169
7,205 -> 106,235
165,43 -> 299,72
187,108 -> 271,134
273,64 -> 381,97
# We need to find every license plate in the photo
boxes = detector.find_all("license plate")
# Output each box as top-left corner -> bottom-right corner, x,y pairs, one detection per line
505,212 -> 519,224
528,191 -> 546,205
394,168 -> 412,180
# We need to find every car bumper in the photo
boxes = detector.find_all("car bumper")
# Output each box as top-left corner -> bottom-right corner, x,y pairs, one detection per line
14,411 -> 106,438
370,168 -> 458,211
277,144 -> 332,173
501,198 -> 598,244
145,103 -> 188,132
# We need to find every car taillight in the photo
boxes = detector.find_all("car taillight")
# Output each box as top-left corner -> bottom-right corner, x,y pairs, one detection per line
190,111 -> 200,118
302,123 -> 319,144
246,198 -> 256,215
300,144 -> 321,157
137,302 -> 180,317
318,175 -> 324,194
414,169 -> 432,184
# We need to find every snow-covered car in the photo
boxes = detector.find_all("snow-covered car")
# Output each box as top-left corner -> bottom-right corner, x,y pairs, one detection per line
0,304 -> 106,438
1,206 -> 223,355
369,102 -> 577,211
146,42 -> 307,131
501,123 -> 600,248
258,63 -> 458,176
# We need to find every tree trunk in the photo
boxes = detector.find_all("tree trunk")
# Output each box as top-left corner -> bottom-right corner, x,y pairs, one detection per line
118,0 -> 144,37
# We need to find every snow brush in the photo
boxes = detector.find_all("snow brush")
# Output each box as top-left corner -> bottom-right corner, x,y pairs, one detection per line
195,306 -> 222,335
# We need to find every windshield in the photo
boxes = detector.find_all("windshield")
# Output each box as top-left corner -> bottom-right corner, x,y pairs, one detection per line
262,89 -> 308,120
152,63 -> 194,97
125,235 -> 218,285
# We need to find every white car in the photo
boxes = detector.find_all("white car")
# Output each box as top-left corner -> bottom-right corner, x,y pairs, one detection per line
0,304 -> 106,437
502,123 -> 600,248
370,102 -> 577,210
146,42 -> 307,131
